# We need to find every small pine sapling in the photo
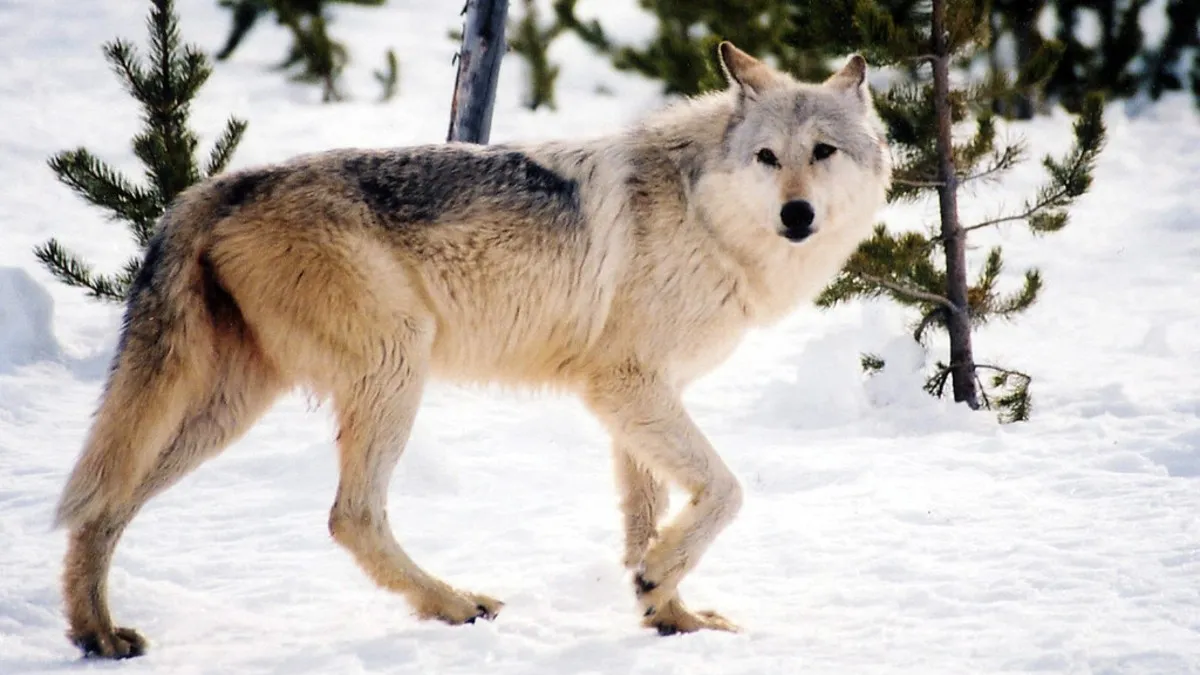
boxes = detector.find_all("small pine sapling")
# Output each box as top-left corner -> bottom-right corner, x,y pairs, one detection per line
816,0 -> 1106,422
35,0 -> 246,303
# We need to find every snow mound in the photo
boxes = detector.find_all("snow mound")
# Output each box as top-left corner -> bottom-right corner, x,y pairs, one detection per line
748,304 -> 959,432
0,267 -> 61,372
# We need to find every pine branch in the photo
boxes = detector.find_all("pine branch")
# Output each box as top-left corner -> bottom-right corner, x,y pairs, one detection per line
963,94 -> 1105,237
48,149 -> 159,234
975,364 -> 1033,422
39,0 -> 246,304
894,177 -> 944,187
961,184 -> 1074,234
964,249 -> 1000,322
205,116 -> 248,177
992,269 -> 1043,318
216,0 -> 267,60
856,272 -> 960,313
33,239 -> 127,302
960,142 -> 1024,185
104,40 -> 150,103
861,353 -> 886,374
553,0 -> 611,51
1015,40 -> 1065,89
374,48 -> 400,103
913,306 -> 947,343
974,370 -> 993,410
924,361 -> 952,398
116,254 -> 144,292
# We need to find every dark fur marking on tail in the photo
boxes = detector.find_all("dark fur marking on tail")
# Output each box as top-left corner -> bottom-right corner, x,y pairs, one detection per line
198,253 -> 245,335
217,169 -> 287,216
107,233 -> 167,384
127,233 -> 165,302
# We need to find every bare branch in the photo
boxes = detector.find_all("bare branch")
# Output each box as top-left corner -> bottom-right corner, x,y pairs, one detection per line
924,363 -> 952,397
857,273 -> 961,314
974,371 -> 992,409
894,177 -> 944,188
962,184 -> 1071,234
973,363 -> 1031,379
960,145 -> 1022,184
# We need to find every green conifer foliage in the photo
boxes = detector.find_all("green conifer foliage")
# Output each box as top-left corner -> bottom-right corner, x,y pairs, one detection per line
557,0 -> 922,96
374,48 -> 399,102
35,0 -> 247,303
1044,0 -> 1147,112
815,0 -> 1106,422
510,0 -> 563,110
556,0 -> 1194,112
216,0 -> 387,102
1148,0 -> 1200,104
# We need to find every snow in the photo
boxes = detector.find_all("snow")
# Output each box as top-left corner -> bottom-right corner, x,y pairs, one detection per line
2,1 -> 1200,673
0,268 -> 60,374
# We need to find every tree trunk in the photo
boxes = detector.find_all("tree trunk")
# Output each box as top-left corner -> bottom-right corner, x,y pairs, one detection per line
447,0 -> 510,144
931,0 -> 980,408
1011,1 -> 1043,119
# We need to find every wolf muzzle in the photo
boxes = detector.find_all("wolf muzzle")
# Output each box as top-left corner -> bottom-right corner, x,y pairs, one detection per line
780,200 -> 815,242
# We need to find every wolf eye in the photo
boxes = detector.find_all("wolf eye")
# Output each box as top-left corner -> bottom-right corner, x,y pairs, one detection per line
813,143 -> 838,161
755,148 -> 780,168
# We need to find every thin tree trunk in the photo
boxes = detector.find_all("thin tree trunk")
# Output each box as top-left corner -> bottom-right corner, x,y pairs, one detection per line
931,0 -> 980,409
447,0 -> 510,144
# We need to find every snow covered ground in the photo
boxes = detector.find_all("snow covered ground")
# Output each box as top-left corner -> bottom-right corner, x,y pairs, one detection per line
2,1 -> 1199,673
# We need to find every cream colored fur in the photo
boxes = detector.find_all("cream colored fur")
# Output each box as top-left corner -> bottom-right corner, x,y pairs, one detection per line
54,43 -> 891,657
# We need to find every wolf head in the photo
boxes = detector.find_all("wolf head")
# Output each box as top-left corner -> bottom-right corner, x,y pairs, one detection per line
697,42 -> 891,247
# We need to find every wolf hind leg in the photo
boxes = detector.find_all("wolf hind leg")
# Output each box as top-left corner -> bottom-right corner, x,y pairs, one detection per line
63,345 -> 284,659
586,368 -> 742,635
325,325 -> 502,625
207,220 -> 500,624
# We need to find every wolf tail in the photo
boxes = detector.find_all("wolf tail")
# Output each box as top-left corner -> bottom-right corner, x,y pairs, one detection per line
54,188 -> 232,528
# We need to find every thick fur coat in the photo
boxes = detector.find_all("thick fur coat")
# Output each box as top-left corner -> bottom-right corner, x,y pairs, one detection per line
54,42 -> 892,658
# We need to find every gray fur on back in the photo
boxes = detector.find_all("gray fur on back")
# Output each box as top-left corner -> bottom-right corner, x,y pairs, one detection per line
338,145 -> 583,228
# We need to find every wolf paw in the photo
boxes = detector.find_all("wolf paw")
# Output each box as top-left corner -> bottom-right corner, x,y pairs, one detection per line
71,626 -> 147,659
633,532 -> 689,601
417,589 -> 504,625
642,599 -> 738,636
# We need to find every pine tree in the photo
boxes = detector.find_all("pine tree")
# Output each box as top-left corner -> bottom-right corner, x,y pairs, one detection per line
510,0 -> 563,110
988,0 -> 1048,119
557,0 -> 922,97
216,0 -> 388,102
1043,0 -> 1147,112
815,0 -> 1106,422
1147,0 -> 1200,105
35,0 -> 246,303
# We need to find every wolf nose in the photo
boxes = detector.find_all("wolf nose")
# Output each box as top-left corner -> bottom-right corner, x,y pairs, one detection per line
780,200 -> 815,242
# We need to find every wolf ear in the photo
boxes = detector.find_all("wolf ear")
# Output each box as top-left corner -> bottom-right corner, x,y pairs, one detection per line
824,54 -> 870,101
718,41 -> 776,98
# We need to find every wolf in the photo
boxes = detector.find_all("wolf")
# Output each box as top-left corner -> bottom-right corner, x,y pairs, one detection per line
53,42 -> 891,658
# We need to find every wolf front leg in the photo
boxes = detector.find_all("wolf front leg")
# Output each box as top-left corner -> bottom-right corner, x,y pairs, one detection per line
613,448 -> 668,570
585,367 -> 742,635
